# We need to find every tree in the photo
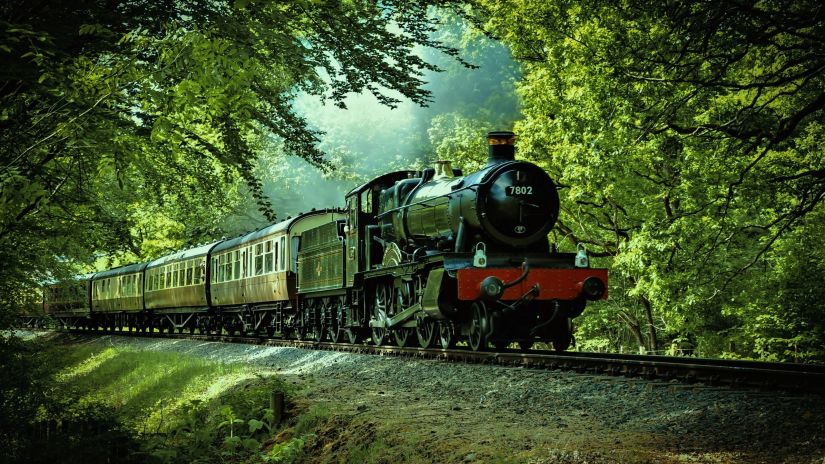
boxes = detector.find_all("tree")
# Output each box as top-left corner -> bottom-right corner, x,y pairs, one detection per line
466,0 -> 825,356
0,0 -> 467,317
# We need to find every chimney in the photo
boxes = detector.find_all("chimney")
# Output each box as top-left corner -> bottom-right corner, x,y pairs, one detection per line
433,160 -> 454,179
486,131 -> 517,166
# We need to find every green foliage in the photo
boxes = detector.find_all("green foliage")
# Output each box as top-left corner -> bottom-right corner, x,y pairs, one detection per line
0,336 -> 143,464
1,336 -> 299,463
465,0 -> 825,358
264,436 -> 308,464
0,1 -> 468,322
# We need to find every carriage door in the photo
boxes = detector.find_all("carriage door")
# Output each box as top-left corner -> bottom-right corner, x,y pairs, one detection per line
345,195 -> 359,287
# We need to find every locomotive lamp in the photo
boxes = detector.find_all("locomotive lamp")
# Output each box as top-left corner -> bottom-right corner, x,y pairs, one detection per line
579,277 -> 606,300
480,276 -> 505,301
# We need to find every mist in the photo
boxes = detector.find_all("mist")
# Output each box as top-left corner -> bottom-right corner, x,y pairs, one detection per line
255,14 -> 521,222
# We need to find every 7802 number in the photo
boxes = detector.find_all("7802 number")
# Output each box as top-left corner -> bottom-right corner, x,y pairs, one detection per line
506,186 -> 533,196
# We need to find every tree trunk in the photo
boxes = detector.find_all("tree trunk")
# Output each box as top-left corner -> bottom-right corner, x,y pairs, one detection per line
618,310 -> 646,353
640,297 -> 658,353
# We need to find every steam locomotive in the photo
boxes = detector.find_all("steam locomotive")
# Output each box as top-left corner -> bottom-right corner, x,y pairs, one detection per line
43,132 -> 607,351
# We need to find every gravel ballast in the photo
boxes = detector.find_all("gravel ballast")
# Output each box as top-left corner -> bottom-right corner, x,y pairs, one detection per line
61,334 -> 825,463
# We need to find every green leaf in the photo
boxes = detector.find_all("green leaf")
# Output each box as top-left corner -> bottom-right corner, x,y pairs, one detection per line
248,418 -> 264,433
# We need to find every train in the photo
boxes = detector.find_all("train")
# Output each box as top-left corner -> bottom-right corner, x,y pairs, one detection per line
41,132 -> 608,351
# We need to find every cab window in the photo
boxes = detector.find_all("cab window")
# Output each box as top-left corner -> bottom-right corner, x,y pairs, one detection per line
361,189 -> 372,214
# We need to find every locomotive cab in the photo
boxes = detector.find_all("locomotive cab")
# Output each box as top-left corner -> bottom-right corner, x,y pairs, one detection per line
343,170 -> 419,284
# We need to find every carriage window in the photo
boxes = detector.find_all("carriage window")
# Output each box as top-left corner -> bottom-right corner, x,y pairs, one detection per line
264,240 -> 273,273
280,236 -> 287,271
226,253 -> 233,280
255,243 -> 264,276
219,254 -> 227,282
186,261 -> 193,285
195,260 -> 203,284
212,258 -> 218,283
177,263 -> 184,287
273,241 -> 279,273
234,251 -> 241,280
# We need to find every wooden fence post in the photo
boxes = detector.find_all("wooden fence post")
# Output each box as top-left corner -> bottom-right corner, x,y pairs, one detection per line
270,390 -> 284,425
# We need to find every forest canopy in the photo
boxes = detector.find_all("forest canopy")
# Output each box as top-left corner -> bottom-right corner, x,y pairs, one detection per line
0,0 -> 464,311
2,0 -> 824,362
461,0 -> 825,359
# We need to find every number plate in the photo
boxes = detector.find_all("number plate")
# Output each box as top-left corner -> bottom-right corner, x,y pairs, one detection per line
506,185 -> 533,196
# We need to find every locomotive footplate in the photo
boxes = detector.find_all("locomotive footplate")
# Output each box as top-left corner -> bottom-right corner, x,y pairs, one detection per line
456,267 -> 608,302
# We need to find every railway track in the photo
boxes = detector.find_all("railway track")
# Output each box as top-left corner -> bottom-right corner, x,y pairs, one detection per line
60,329 -> 825,394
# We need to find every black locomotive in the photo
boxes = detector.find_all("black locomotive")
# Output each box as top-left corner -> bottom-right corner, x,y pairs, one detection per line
42,132 -> 607,351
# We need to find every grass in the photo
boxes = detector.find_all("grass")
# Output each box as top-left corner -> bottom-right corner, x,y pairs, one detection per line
5,338 -> 295,464
7,336 -> 481,464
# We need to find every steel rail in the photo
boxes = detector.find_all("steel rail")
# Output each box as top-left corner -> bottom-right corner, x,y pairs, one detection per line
61,330 -> 825,395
